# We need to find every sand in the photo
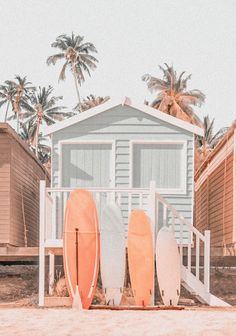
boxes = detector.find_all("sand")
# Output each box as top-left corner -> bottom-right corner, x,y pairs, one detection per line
1,309 -> 236,336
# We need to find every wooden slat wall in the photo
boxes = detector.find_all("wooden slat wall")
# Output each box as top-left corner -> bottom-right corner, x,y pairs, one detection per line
0,133 -> 11,244
195,153 -> 233,246
9,137 -> 49,246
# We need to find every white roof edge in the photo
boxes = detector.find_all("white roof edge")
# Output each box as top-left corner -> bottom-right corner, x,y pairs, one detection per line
44,96 -> 204,136
126,100 -> 204,136
44,98 -> 121,136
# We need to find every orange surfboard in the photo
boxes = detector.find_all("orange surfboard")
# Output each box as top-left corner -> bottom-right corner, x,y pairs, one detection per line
128,209 -> 154,306
63,189 -> 100,309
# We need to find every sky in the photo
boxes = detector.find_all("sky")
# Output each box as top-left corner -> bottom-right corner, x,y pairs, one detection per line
0,0 -> 235,132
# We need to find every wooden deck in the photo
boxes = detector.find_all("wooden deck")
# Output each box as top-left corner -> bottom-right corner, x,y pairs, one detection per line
1,245 -> 235,263
0,246 -> 63,261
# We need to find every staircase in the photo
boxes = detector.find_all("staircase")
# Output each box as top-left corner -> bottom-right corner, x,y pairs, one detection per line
154,190 -> 230,307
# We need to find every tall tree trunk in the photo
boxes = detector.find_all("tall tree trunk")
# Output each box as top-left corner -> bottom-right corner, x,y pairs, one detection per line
72,64 -> 81,111
4,101 -> 9,122
35,120 -> 40,158
16,109 -> 20,133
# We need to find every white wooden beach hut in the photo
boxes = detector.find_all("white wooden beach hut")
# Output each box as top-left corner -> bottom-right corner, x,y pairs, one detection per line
39,97 -> 228,306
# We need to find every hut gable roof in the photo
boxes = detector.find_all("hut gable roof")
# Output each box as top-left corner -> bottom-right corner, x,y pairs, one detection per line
0,122 -> 50,179
195,120 -> 236,180
44,97 -> 204,136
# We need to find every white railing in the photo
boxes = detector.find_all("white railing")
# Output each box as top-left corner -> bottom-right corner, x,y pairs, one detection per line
154,191 -> 210,295
45,186 -> 151,241
39,180 -> 211,305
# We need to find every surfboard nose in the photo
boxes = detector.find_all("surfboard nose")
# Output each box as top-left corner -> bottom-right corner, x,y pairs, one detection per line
128,210 -> 151,235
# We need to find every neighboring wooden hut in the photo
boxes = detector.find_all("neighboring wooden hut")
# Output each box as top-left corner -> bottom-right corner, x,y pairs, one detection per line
0,123 -> 50,247
195,121 -> 236,250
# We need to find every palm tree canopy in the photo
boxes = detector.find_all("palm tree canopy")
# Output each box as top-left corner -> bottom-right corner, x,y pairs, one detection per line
21,85 -> 73,125
6,75 -> 35,92
47,33 -> 98,84
19,118 -> 37,144
74,94 -> 110,112
5,75 -> 36,121
142,63 -> 205,126
0,83 -> 15,108
197,115 -> 229,150
20,122 -> 51,163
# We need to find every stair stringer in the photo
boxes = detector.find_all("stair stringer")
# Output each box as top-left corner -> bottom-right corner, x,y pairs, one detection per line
181,265 -> 230,307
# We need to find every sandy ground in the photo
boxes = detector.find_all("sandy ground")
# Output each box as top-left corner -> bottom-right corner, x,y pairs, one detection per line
1,308 -> 236,336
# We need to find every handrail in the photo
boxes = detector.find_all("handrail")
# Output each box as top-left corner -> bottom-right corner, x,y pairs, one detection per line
155,189 -> 210,293
155,191 -> 206,242
46,187 -> 150,193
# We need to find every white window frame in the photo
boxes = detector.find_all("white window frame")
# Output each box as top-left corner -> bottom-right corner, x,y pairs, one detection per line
129,140 -> 188,195
58,140 -> 116,188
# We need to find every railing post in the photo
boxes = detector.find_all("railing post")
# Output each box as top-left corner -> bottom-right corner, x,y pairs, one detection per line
149,180 -> 156,305
204,230 -> 210,293
195,234 -> 200,280
49,252 -> 55,295
39,180 -> 46,306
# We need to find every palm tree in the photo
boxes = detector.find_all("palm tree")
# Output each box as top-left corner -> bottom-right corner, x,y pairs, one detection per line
74,94 -> 110,112
6,75 -> 35,132
19,118 -> 37,146
21,85 -> 73,157
195,115 -> 229,170
47,33 -> 98,108
20,122 -> 51,164
37,134 -> 51,164
142,63 -> 205,127
0,83 -> 15,122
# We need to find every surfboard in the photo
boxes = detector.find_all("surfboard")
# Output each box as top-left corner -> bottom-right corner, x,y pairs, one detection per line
156,226 -> 181,306
128,209 -> 154,306
63,189 -> 100,309
100,203 -> 126,306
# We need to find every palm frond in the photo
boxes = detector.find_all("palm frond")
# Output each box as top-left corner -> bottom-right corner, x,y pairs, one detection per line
59,61 -> 69,81
47,53 -> 65,65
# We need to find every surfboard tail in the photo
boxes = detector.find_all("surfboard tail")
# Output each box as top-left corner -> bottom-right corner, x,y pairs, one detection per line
72,285 -> 83,310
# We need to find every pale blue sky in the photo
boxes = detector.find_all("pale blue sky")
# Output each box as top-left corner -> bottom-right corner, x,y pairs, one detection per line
0,0 -> 235,131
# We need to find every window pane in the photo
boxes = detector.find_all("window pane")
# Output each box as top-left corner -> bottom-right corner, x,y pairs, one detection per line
61,143 -> 111,188
133,143 -> 183,189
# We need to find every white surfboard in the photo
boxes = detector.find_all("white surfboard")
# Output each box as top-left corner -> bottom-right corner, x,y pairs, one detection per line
156,226 -> 181,306
100,203 -> 126,305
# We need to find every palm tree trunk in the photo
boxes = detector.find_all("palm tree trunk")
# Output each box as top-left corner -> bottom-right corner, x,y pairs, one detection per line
4,101 -> 9,122
35,120 -> 40,158
72,65 -> 81,111
16,110 -> 20,133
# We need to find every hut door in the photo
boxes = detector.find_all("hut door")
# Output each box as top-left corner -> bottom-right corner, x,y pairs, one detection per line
61,142 -> 113,188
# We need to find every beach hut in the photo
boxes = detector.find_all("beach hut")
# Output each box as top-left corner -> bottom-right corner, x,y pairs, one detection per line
0,123 -> 50,247
38,97 -> 228,306
195,121 -> 236,254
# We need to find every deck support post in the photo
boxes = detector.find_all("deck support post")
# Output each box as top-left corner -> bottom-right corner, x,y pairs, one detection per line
204,230 -> 210,293
39,180 -> 46,306
49,252 -> 55,295
149,180 -> 156,305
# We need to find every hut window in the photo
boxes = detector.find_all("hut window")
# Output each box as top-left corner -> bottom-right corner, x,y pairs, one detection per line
132,141 -> 187,193
60,142 -> 113,188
